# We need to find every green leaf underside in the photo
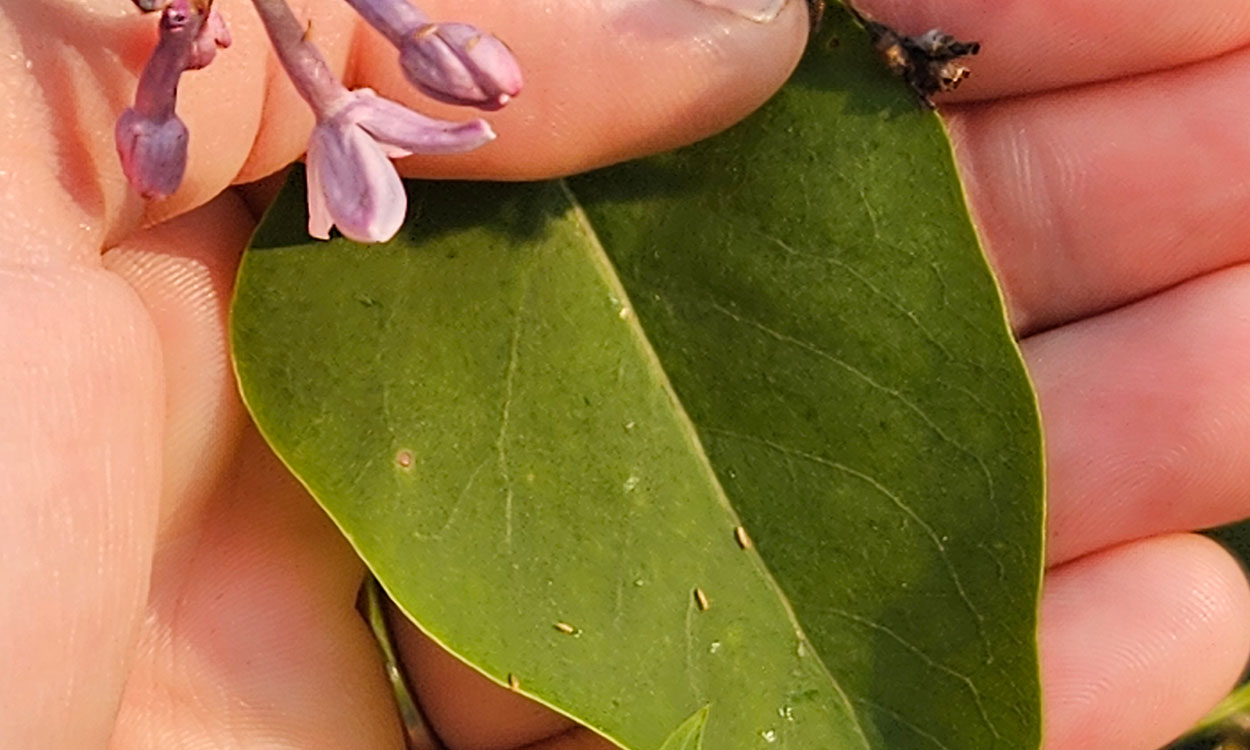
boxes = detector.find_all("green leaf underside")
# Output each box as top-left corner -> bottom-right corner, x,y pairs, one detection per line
660,706 -> 711,750
1208,520 -> 1250,568
232,7 -> 1043,750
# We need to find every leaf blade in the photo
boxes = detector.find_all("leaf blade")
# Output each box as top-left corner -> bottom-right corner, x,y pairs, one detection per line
232,7 -> 1043,749
660,706 -> 711,750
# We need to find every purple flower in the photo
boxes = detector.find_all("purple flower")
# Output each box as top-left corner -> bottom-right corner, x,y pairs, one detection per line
187,10 -> 232,70
115,109 -> 189,199
249,0 -> 499,243
400,23 -> 523,111
115,0 -> 230,199
342,0 -> 522,110
306,89 -> 494,242
118,0 -> 517,241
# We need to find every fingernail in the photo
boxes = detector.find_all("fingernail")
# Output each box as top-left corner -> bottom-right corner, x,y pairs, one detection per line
690,0 -> 788,23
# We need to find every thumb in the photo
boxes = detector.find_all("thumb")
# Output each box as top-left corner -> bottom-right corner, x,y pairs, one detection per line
253,0 -> 811,181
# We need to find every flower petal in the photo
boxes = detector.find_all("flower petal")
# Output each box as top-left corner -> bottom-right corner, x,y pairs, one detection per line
306,119 -> 408,243
345,88 -> 495,155
187,9 -> 232,70
114,108 -> 189,199
305,137 -> 333,240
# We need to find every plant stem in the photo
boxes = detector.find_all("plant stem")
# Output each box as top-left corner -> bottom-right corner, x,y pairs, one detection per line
360,576 -> 447,750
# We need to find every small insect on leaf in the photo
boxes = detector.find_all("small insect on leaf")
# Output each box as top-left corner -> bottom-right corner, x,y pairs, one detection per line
508,673 -> 521,691
734,526 -> 753,550
852,11 -> 981,108
694,587 -> 710,612
554,621 -> 579,635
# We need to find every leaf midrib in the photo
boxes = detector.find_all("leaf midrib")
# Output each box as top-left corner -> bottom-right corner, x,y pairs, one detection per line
555,178 -> 874,750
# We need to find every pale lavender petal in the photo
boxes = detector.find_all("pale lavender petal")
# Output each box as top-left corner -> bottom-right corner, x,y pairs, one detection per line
306,120 -> 408,243
399,22 -> 522,110
344,89 -> 495,155
115,108 -> 188,199
305,137 -> 334,240
187,10 -> 232,70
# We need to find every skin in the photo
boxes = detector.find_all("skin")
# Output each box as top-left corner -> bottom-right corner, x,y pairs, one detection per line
1,0 -> 1249,748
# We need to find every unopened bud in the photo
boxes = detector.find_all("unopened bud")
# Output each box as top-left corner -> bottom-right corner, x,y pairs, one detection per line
115,108 -> 189,199
187,10 -> 232,70
400,23 -> 522,110
116,0 -> 229,198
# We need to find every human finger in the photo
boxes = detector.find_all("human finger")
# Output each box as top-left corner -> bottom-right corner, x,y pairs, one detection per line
94,189 -> 403,748
109,428 -> 406,750
145,0 -> 808,219
854,0 -> 1250,101
389,616 -> 576,750
1,0 -> 806,251
102,191 -> 252,540
1039,534 -> 1250,750
0,1 -> 276,253
0,244 -> 163,746
1022,264 -> 1250,567
344,0 -> 809,180
945,44 -> 1250,334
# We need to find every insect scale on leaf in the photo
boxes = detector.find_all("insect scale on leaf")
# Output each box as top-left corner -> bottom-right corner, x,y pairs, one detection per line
807,2 -> 981,109
866,23 -> 981,108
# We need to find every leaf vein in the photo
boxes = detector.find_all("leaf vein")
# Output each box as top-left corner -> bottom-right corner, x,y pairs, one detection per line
852,698 -> 956,750
558,180 -> 874,750
827,609 -> 1000,739
496,267 -> 531,555
705,300 -> 1000,572
702,428 -> 992,668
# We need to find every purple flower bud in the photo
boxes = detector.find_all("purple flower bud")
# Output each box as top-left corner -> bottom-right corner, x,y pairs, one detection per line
187,10 -> 232,70
305,88 -> 495,242
251,0 -> 505,242
115,108 -> 189,199
400,23 -> 522,111
340,1 -> 522,109
116,0 -> 230,198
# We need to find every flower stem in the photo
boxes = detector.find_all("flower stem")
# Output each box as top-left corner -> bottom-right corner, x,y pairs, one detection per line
248,0 -> 345,113
340,0 -> 429,47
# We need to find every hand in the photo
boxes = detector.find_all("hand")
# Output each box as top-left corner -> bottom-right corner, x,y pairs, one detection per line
1,2 -> 1246,750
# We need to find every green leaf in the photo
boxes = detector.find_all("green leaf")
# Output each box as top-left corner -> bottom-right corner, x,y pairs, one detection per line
232,6 -> 1043,750
1166,521 -> 1250,749
1168,680 -> 1250,750
1209,519 -> 1250,567
660,706 -> 711,750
